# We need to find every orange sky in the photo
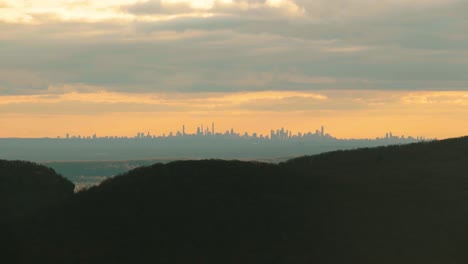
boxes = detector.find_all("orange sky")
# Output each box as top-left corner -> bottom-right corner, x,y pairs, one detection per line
1,1 -> 467,140
1,90 -> 467,139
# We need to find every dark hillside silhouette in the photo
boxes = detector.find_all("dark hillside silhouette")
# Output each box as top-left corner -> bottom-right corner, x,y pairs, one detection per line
3,136 -> 468,263
281,137 -> 468,263
0,160 -> 74,262
0,160 -> 74,222
15,161 -> 305,263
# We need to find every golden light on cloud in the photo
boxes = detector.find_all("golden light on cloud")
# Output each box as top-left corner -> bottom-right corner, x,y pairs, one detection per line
0,0 -> 134,23
0,0 -> 304,23
1,90 -> 467,139
0,90 -> 327,106
0,0 -> 465,142
401,92 -> 468,106
163,0 -> 217,9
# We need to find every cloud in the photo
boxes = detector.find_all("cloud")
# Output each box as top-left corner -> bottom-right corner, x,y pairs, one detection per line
0,1 -> 9,8
64,0 -> 92,9
122,0 -> 193,15
0,89 -> 324,115
1,1 -> 467,139
1,0 -> 463,24
0,0 -> 466,96
120,0 -> 305,18
401,91 -> 468,105
322,46 -> 373,53
119,0 -> 460,21
1,89 -> 467,138
296,0 -> 460,20
2,89 -> 466,116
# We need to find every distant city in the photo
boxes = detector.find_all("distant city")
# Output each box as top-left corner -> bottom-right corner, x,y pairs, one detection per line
57,123 -> 426,142
0,123 -> 428,162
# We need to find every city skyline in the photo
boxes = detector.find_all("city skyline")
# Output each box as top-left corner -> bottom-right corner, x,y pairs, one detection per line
0,122 -> 424,162
0,122 -> 426,162
1,90 -> 467,139
61,124 -> 333,140
43,123 -> 426,141
1,1 -> 467,140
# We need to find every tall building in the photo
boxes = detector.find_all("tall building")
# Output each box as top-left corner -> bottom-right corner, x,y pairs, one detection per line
212,122 -> 215,135
321,126 -> 324,137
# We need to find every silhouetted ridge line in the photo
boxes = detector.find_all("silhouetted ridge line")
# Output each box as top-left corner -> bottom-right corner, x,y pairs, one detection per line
284,135 -> 468,165
2,136 -> 468,263
0,159 -> 74,222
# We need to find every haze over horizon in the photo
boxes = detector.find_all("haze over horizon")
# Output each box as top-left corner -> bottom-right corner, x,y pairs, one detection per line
1,0 -> 467,138
0,122 -> 428,140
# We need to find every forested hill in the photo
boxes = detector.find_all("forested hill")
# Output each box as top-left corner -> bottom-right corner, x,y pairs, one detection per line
0,160 -> 74,223
285,136 -> 468,167
3,136 -> 468,263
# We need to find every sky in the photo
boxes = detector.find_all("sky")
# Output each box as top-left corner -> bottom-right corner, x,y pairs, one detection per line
0,0 -> 467,139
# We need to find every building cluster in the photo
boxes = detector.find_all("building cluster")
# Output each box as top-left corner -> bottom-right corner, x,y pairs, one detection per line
59,123 -> 424,142
376,131 -> 426,141
269,126 -> 333,140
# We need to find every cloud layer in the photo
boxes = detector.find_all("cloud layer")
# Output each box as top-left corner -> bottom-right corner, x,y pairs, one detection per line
0,0 -> 467,95
1,89 -> 467,138
0,0 -> 467,138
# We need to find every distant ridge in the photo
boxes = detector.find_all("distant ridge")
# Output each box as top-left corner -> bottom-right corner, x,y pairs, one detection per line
2,136 -> 468,263
0,131 -> 424,162
285,135 -> 468,165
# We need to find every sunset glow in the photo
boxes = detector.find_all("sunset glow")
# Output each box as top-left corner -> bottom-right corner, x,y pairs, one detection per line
1,90 -> 466,139
1,0 -> 467,139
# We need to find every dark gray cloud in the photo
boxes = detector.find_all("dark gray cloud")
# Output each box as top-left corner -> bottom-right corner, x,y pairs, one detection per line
0,0 -> 466,95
